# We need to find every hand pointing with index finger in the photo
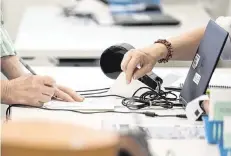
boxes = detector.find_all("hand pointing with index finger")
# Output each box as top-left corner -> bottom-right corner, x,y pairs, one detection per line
121,44 -> 168,84
121,49 -> 156,84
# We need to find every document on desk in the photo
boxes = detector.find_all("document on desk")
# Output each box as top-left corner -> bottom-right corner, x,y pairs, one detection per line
43,98 -> 118,111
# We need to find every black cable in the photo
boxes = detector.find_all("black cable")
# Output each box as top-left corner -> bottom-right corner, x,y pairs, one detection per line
83,94 -> 126,99
80,91 -> 108,96
5,104 -> 187,119
76,88 -> 110,95
76,88 -> 109,92
121,87 -> 182,110
75,86 -> 182,110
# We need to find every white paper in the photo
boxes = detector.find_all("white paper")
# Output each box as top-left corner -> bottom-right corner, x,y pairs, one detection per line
43,98 -> 115,110
161,73 -> 182,87
108,72 -> 150,98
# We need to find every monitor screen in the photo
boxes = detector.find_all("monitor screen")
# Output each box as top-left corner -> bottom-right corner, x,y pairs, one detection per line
179,20 -> 229,105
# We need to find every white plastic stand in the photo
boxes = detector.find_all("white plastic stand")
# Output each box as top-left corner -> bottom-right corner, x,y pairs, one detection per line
185,95 -> 209,121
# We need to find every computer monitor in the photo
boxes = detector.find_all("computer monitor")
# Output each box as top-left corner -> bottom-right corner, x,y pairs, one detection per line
179,20 -> 229,108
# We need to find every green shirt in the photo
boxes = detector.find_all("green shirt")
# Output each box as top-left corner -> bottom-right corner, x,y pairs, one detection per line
1,26 -> 17,57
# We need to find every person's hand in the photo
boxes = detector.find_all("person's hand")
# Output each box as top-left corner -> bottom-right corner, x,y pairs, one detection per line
121,43 -> 168,83
202,100 -> 210,114
54,85 -> 84,102
2,75 -> 85,107
3,75 -> 56,106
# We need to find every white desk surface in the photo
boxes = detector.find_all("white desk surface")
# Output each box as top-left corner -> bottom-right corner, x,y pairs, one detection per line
8,66 -> 231,156
15,3 -> 210,58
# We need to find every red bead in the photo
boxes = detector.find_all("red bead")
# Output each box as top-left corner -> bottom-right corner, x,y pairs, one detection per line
154,39 -> 173,63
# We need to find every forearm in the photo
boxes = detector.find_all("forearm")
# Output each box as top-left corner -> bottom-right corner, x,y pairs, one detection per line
1,56 -> 26,80
156,16 -> 231,60
147,27 -> 206,61
169,27 -> 206,60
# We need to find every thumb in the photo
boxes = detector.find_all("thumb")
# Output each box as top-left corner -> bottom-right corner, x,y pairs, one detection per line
133,65 -> 152,80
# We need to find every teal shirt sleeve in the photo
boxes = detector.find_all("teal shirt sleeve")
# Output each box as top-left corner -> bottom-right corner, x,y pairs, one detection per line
1,27 -> 17,57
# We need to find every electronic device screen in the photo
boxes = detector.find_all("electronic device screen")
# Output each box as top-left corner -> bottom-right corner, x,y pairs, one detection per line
179,20 -> 229,105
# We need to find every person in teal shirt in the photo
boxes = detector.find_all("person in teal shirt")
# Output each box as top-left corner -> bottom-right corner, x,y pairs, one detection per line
1,26 -> 84,106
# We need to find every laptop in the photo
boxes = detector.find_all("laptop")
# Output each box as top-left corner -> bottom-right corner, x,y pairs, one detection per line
112,12 -> 180,26
110,3 -> 180,26
179,20 -> 229,119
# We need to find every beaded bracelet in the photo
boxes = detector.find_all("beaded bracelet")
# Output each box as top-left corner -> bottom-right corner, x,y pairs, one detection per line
154,39 -> 173,63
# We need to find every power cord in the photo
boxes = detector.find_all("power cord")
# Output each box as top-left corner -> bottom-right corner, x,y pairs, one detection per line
5,104 -> 187,119
76,88 -> 109,92
77,88 -> 110,96
77,87 -> 183,110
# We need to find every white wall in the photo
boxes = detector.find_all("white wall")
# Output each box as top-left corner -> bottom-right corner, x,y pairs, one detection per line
199,0 -> 231,19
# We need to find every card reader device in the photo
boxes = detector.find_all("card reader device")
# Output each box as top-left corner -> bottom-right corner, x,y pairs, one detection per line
100,43 -> 163,91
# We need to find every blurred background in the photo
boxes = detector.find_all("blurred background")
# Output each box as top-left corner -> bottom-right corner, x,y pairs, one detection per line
1,0 -> 231,67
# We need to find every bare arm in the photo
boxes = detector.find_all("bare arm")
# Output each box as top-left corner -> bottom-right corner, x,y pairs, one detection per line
148,27 -> 206,61
1,56 -> 26,80
164,16 -> 231,60
121,27 -> 206,82
167,27 -> 206,60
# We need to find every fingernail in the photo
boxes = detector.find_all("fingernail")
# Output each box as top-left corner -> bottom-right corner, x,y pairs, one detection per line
133,76 -> 137,80
127,80 -> 130,84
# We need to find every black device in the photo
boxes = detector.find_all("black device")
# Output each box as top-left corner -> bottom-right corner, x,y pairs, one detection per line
179,20 -> 229,108
100,43 -> 163,90
98,0 -> 180,26
112,13 -> 180,26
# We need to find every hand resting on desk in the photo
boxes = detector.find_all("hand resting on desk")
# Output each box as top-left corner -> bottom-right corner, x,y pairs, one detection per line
1,75 -> 84,106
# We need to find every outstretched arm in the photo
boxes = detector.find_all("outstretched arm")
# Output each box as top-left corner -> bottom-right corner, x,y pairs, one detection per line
121,16 -> 231,82
166,27 -> 205,60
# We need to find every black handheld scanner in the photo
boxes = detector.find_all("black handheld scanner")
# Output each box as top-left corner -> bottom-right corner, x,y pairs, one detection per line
100,43 -> 163,90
